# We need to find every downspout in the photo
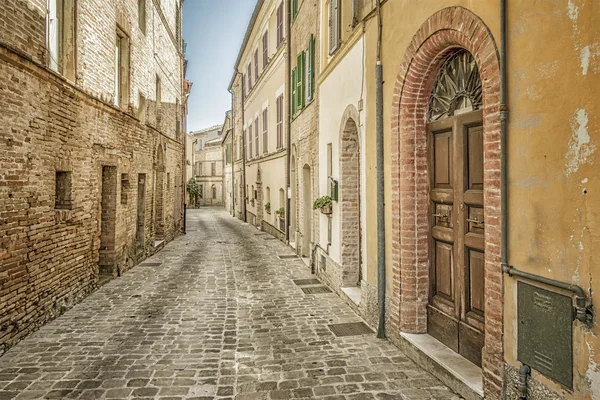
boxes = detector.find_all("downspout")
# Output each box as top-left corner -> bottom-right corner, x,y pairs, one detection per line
375,0 -> 386,339
285,0 -> 292,243
500,0 -> 508,277
229,74 -> 246,222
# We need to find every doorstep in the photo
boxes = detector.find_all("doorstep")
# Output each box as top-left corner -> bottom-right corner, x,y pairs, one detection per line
341,286 -> 361,306
399,333 -> 483,400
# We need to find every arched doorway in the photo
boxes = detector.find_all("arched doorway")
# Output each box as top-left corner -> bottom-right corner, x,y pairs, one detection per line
154,143 -> 165,241
302,164 -> 311,257
390,7 -> 502,393
340,117 -> 361,287
426,49 -> 485,366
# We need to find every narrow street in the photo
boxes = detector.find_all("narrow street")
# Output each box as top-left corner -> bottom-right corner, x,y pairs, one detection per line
0,209 -> 459,400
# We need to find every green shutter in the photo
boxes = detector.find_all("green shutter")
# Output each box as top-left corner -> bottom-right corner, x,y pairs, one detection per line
307,35 -> 314,101
296,53 -> 302,110
292,0 -> 297,20
291,67 -> 297,116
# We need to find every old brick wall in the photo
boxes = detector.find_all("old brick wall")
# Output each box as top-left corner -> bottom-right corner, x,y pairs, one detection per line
290,0 -> 320,257
0,0 -> 184,355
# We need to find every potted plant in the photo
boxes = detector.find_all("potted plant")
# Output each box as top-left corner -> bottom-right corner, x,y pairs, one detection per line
265,202 -> 271,214
313,195 -> 333,215
276,207 -> 285,219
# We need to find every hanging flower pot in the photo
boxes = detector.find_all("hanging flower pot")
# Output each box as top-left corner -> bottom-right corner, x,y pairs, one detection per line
320,204 -> 332,215
313,196 -> 333,215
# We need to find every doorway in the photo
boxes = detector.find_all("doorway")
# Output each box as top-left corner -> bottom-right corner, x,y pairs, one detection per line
154,145 -> 165,241
136,173 -> 146,250
426,50 -> 485,367
302,164 -> 311,257
290,154 -> 297,243
99,166 -> 117,278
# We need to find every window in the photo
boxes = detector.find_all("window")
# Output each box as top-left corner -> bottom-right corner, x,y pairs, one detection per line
156,75 -> 162,124
276,2 -> 285,48
262,108 -> 268,154
254,49 -> 259,81
195,140 -> 202,151
291,66 -> 296,116
292,52 -> 305,116
307,34 -> 315,102
194,161 -> 200,176
247,63 -> 252,90
199,184 -> 203,199
211,162 -> 216,176
276,95 -> 284,149
279,188 -> 285,213
47,0 -> 75,79
242,74 -> 246,100
262,31 -> 269,68
114,28 -> 130,108
292,0 -> 298,20
248,125 -> 253,159
243,129 -> 247,159
138,0 -> 146,34
212,185 -> 217,199
328,0 -> 340,54
55,171 -> 72,210
121,173 -> 129,204
254,117 -> 259,157
327,143 -> 332,195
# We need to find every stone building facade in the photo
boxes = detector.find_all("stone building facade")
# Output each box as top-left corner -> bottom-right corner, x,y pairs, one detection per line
230,0 -> 289,241
187,125 -> 224,207
221,112 -> 234,214
0,0 -> 185,354
289,0 -> 320,261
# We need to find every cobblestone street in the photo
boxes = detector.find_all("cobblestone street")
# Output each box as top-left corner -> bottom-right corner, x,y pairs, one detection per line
0,209 -> 459,400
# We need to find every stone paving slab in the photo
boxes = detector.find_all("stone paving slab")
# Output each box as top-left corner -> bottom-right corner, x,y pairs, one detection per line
0,208 -> 461,399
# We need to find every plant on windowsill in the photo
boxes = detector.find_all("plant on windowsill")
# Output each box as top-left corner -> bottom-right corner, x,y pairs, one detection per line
265,202 -> 271,214
276,207 -> 285,219
313,195 -> 332,215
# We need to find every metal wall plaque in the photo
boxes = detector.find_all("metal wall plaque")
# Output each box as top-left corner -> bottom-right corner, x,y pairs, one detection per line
518,282 -> 573,389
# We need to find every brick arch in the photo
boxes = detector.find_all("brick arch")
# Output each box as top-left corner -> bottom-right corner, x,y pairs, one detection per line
389,7 -> 503,396
339,104 -> 361,286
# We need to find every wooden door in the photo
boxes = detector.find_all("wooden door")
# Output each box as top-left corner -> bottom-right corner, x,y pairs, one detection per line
427,110 -> 485,367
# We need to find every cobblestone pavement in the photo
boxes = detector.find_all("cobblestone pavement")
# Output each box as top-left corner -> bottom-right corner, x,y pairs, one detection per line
0,208 -> 461,400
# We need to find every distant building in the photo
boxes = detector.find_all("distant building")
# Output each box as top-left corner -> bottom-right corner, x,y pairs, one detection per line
186,125 -> 224,207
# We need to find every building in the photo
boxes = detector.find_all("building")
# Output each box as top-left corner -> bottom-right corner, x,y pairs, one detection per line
187,125 -> 224,207
0,0 -> 186,353
221,112 -> 234,215
230,0 -> 289,240
288,0 -> 320,259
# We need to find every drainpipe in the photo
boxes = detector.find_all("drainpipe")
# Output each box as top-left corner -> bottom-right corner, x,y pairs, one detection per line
517,364 -> 531,400
375,0 -> 386,339
285,0 -> 292,243
500,0 -> 508,277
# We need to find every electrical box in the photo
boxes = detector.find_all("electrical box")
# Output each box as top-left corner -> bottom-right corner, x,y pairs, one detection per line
517,282 -> 573,389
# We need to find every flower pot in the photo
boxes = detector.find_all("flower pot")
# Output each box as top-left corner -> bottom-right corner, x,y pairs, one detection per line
320,205 -> 332,215
278,214 -> 285,220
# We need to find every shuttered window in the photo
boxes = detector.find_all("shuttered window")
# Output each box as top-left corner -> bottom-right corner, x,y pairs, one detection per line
276,2 -> 284,48
276,95 -> 283,148
247,63 -> 252,90
262,31 -> 269,68
242,74 -> 246,100
248,125 -> 252,159
291,67 -> 297,116
254,49 -> 259,80
328,0 -> 339,54
307,34 -> 315,102
292,0 -> 298,21
262,109 -> 268,154
254,117 -> 259,157
296,52 -> 305,110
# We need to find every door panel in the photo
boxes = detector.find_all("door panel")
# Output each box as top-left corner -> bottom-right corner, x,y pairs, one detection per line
428,111 -> 484,367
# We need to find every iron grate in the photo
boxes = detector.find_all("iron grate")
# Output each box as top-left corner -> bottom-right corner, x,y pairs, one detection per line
278,254 -> 298,260
301,286 -> 332,294
293,279 -> 321,286
139,262 -> 162,267
328,322 -> 373,337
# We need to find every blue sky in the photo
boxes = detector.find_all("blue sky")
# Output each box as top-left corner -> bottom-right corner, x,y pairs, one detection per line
183,0 -> 256,132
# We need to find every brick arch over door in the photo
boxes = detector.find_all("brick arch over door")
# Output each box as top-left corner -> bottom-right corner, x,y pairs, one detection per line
389,7 -> 503,397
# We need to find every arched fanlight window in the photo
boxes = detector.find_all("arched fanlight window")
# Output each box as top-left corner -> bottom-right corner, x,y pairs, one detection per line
428,49 -> 482,122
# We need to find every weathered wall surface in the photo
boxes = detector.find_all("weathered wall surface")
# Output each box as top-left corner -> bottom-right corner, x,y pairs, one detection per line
0,0 -> 184,354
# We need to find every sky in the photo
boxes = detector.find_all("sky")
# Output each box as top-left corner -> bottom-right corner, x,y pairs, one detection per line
183,0 -> 256,133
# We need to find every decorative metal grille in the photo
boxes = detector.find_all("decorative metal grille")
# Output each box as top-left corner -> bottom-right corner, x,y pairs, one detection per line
428,50 -> 482,121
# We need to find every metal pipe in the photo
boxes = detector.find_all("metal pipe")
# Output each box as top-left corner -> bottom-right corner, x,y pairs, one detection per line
517,364 -> 530,400
285,0 -> 292,243
503,265 -> 592,323
375,0 -> 386,339
500,0 -> 508,275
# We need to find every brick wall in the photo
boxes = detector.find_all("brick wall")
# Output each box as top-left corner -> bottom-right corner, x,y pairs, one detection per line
0,0 -> 184,354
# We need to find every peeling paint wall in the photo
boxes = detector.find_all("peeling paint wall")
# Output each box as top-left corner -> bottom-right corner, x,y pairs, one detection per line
505,0 -> 600,398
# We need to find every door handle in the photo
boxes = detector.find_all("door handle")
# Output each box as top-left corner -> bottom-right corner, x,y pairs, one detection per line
432,213 -> 449,219
467,218 -> 484,225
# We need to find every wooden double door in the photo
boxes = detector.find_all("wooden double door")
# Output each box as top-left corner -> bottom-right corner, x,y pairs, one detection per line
427,110 -> 485,367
